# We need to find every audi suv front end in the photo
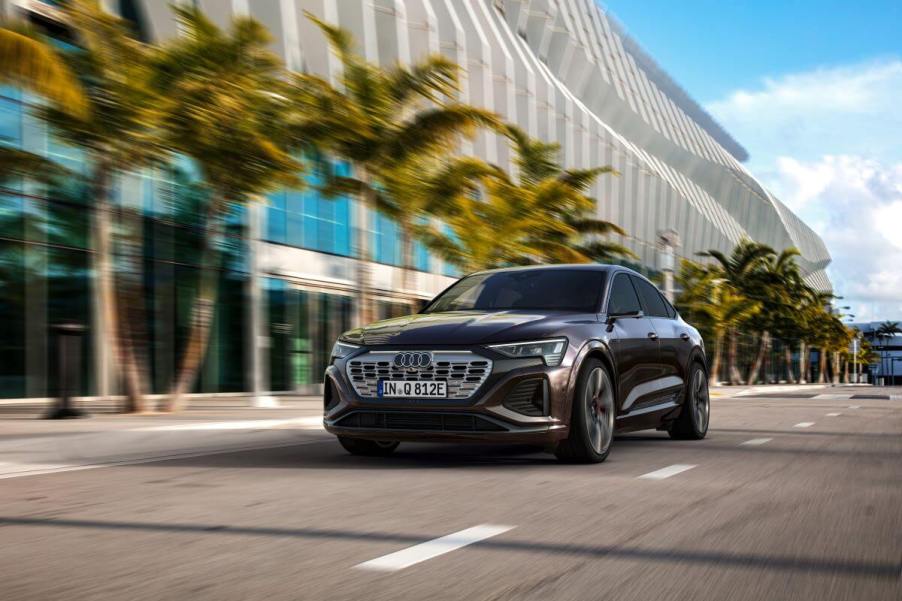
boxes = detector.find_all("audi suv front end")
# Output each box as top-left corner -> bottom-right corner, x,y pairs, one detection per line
324,265 -> 709,463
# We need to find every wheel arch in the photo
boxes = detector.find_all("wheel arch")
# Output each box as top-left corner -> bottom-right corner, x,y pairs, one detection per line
569,340 -> 619,415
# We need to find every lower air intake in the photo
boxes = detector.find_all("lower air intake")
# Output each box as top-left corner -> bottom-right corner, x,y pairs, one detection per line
335,411 -> 506,432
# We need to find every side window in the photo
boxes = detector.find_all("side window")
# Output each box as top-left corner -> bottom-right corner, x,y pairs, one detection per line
607,274 -> 642,314
662,296 -> 677,319
631,276 -> 669,318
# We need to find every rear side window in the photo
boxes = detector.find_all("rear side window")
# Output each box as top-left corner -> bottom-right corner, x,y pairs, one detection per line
631,276 -> 669,318
607,274 -> 642,314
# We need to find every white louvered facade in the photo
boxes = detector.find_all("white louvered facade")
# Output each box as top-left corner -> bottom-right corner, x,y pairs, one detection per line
135,0 -> 831,291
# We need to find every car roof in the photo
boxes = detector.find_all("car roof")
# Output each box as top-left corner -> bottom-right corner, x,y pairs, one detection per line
470,263 -> 638,277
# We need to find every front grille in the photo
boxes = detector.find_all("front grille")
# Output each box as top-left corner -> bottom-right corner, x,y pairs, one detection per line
503,379 -> 547,416
346,351 -> 493,399
335,411 -> 506,432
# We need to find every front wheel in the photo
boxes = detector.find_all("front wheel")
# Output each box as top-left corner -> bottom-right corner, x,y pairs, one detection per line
337,436 -> 399,457
669,363 -> 710,440
555,359 -> 615,463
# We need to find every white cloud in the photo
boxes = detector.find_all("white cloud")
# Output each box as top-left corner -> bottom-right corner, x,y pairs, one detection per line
706,59 -> 902,321
707,59 -> 902,164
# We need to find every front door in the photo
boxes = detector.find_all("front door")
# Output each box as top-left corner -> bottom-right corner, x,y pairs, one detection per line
605,273 -> 662,413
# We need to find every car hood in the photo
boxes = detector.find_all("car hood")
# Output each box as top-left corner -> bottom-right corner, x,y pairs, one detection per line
341,310 -> 595,346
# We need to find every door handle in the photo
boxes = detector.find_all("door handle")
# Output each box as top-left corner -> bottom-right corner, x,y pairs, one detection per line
680,333 -> 691,341
648,332 -> 658,341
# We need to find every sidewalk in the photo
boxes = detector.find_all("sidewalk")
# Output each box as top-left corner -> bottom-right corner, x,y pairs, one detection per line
0,400 -> 328,480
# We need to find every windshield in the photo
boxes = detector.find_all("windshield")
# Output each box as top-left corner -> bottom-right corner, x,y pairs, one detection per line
423,269 -> 607,313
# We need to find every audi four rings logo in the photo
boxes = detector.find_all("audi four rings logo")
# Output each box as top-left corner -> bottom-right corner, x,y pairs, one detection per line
393,352 -> 432,368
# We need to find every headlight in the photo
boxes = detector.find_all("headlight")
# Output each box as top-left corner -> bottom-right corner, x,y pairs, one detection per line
331,340 -> 359,359
488,338 -> 568,366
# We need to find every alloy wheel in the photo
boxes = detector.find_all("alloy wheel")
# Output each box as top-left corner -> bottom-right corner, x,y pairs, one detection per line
585,367 -> 615,454
692,368 -> 710,432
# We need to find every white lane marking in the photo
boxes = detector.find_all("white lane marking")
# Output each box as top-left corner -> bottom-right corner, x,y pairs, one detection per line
741,438 -> 772,446
355,524 -> 515,572
848,405 -> 860,409
134,416 -> 323,432
793,422 -> 815,428
638,464 -> 697,480
826,412 -> 841,417
0,438 -> 329,480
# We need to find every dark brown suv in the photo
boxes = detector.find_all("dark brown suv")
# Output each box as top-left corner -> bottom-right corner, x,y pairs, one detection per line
324,265 -> 709,463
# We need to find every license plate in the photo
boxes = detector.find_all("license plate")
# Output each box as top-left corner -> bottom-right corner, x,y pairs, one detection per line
379,380 -> 447,398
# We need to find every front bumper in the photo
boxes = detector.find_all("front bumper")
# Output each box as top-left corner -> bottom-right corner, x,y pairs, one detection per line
323,346 -> 575,444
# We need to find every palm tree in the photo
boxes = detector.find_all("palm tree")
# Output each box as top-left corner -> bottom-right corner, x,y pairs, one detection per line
0,21 -> 87,116
744,247 -> 805,384
32,0 -> 164,412
362,154 -> 497,298
415,128 -> 632,272
289,13 -> 500,321
676,261 -> 761,388
501,127 -> 633,265
153,6 -> 302,411
698,239 -> 774,384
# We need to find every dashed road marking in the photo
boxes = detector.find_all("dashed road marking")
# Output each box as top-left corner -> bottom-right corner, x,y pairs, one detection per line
826,412 -> 841,417
638,464 -> 697,480
355,524 -> 515,572
794,422 -> 815,428
848,405 -> 861,409
741,438 -> 772,446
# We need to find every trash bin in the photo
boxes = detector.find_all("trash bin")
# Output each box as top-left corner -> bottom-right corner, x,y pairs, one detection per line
45,322 -> 88,419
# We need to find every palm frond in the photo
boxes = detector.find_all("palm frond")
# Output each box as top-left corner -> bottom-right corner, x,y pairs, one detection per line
0,27 -> 87,117
304,11 -> 355,62
388,105 -> 501,161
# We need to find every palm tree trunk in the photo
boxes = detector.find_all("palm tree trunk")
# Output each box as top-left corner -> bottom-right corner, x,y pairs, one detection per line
784,344 -> 795,383
799,341 -> 808,383
728,328 -> 742,384
91,165 -> 146,412
709,332 -> 724,388
832,351 -> 841,385
163,201 -> 225,412
354,164 -> 375,327
843,356 -> 849,383
399,221 -> 417,311
817,348 -> 827,383
746,330 -> 770,385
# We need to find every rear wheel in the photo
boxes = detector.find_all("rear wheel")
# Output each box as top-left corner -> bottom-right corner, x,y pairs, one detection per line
337,436 -> 400,457
669,363 -> 709,440
555,359 -> 615,463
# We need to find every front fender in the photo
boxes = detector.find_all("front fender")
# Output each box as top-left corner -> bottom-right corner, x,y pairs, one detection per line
563,339 -> 617,423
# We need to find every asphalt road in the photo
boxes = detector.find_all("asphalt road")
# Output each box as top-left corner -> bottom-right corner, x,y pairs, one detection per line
1,389 -> 900,600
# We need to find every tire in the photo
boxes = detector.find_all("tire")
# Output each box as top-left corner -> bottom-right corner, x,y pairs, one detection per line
555,359 -> 615,463
669,362 -> 710,440
337,436 -> 400,457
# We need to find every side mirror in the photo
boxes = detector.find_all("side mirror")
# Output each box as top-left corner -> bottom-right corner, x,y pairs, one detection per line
605,309 -> 644,326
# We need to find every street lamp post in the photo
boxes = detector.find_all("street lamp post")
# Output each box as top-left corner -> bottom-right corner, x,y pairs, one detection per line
656,229 -> 680,303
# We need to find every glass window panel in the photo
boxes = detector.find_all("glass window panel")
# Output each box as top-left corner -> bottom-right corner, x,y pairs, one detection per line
0,189 -> 24,240
607,273 -> 641,314
631,276 -> 669,317
0,97 -> 22,145
0,240 -> 26,397
266,208 -> 286,243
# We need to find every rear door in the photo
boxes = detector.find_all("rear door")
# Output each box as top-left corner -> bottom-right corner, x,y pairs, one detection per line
605,273 -> 661,412
630,276 -> 685,407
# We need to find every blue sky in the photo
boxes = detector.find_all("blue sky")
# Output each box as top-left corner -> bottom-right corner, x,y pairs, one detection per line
604,0 -> 902,322
603,0 -> 902,103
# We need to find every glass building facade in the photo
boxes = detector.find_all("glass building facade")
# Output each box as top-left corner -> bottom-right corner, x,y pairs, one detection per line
0,84 -> 449,399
